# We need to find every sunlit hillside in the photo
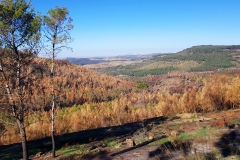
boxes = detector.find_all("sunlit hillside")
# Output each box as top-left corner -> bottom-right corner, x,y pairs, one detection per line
31,58 -> 136,108
76,45 -> 240,79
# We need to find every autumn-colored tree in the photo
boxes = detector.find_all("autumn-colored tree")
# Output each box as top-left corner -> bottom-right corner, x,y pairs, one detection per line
0,0 -> 41,159
43,6 -> 73,158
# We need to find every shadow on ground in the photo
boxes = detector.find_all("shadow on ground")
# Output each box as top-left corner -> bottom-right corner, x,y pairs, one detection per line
215,127 -> 240,158
0,116 -> 167,159
148,127 -> 240,160
148,140 -> 193,160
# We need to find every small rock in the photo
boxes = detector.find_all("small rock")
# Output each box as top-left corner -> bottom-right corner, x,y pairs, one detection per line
126,138 -> 135,147
170,130 -> 178,138
179,126 -> 184,130
35,152 -> 42,157
146,131 -> 154,138
234,124 -> 239,128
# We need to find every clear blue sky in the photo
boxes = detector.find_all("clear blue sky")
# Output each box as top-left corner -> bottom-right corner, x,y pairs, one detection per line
32,0 -> 240,58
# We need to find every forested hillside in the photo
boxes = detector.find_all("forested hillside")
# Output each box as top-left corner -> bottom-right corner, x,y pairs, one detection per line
158,45 -> 240,71
31,58 -> 136,109
89,45 -> 240,78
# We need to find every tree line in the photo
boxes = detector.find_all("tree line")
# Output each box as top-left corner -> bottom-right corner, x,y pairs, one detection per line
178,45 -> 240,54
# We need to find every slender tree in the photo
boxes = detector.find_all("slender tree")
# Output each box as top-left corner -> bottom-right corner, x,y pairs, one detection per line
0,0 -> 41,159
43,6 -> 73,158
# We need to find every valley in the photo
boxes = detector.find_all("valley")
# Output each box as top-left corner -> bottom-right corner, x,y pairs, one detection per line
0,1 -> 239,159
1,45 -> 240,159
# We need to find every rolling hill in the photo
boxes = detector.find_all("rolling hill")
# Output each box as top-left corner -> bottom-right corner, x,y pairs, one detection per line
66,45 -> 240,79
24,58 -> 136,109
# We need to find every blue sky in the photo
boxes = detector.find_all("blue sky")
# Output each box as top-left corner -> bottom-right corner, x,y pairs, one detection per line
32,0 -> 240,58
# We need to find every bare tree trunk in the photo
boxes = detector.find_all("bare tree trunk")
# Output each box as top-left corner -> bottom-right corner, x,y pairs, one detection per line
16,55 -> 29,160
17,119 -> 28,160
51,41 -> 56,158
1,60 -> 29,159
51,94 -> 56,158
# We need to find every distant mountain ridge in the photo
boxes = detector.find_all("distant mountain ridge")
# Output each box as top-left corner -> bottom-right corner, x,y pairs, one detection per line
66,53 -> 170,66
66,57 -> 107,65
177,45 -> 240,55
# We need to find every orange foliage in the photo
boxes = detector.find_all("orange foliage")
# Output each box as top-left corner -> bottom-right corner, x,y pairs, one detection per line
212,118 -> 231,127
2,62 -> 240,145
27,58 -> 136,110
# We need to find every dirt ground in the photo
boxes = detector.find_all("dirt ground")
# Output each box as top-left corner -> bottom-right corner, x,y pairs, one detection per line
1,109 -> 240,160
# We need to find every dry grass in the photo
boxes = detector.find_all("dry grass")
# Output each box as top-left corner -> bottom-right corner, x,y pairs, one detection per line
1,74 -> 240,145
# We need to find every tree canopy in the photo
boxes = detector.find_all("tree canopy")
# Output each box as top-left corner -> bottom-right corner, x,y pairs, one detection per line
0,0 -> 41,52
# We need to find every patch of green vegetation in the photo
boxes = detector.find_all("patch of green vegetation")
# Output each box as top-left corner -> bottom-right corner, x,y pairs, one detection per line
136,82 -> 149,89
62,148 -> 78,155
58,107 -> 69,120
135,137 -> 147,144
134,82 -> 149,92
178,127 -> 213,141
57,144 -> 90,155
149,137 -> 171,145
149,127 -> 214,146
103,139 -> 118,147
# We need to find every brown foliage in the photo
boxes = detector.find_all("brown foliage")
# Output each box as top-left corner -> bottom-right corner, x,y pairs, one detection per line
2,67 -> 240,145
29,58 -> 136,109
